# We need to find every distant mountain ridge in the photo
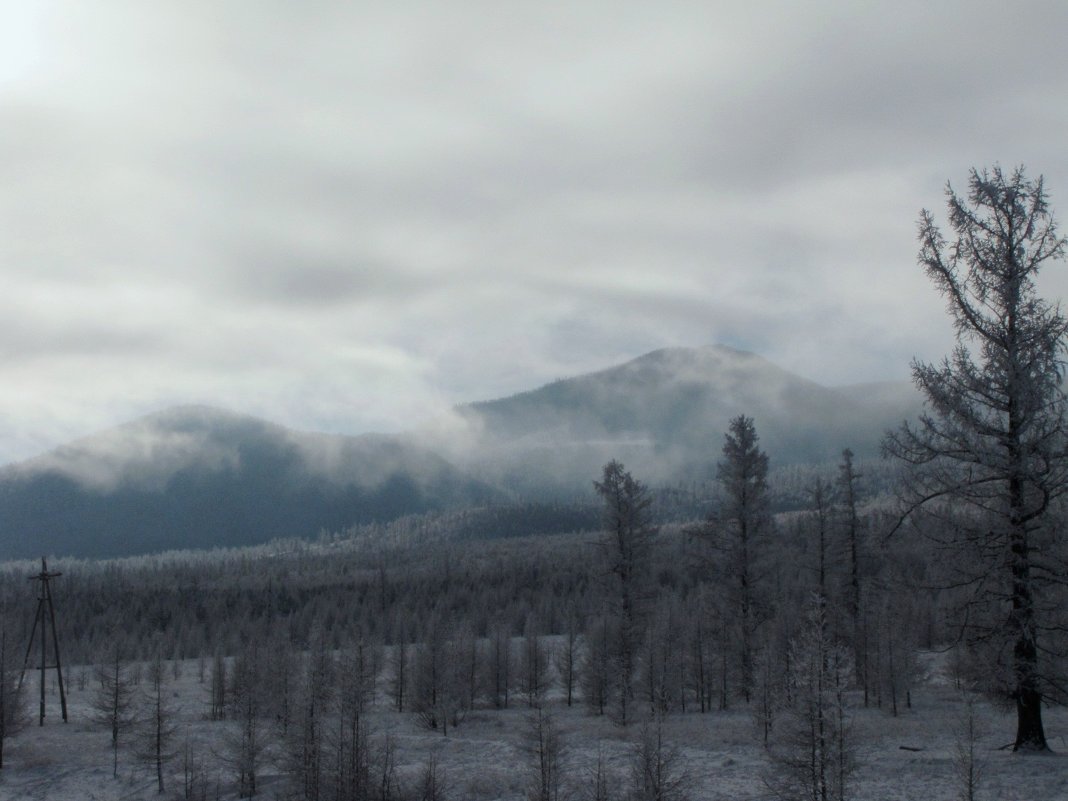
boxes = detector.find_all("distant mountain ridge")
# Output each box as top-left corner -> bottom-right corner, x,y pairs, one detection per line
0,346 -> 920,559
447,346 -> 919,493
0,405 -> 500,559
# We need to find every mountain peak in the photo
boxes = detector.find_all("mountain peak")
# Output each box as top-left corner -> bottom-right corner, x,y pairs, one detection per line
0,346 -> 919,559
618,344 -> 789,378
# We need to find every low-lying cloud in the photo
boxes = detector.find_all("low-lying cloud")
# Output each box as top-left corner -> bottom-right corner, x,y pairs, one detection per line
2,1 -> 1067,464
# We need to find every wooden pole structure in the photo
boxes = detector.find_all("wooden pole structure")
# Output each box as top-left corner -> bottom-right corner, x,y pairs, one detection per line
17,558 -> 68,725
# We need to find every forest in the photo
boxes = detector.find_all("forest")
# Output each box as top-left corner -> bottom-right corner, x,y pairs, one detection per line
0,170 -> 1066,800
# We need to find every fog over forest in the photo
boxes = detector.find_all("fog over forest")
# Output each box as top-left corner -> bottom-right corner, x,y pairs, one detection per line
4,2 -> 1068,800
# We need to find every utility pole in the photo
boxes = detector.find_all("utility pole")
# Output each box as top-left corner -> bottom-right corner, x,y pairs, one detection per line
18,558 -> 68,725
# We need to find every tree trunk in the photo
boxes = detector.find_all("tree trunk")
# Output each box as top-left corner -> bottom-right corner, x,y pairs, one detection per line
1010,518 -> 1048,751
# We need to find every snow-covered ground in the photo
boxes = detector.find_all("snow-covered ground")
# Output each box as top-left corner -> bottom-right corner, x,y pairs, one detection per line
1,656 -> 1066,801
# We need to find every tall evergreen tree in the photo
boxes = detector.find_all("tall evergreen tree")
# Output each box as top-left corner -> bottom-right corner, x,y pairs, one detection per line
714,415 -> 771,703
594,460 -> 656,726
836,449 -> 869,705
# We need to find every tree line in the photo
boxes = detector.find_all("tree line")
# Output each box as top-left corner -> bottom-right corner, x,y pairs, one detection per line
0,165 -> 1065,799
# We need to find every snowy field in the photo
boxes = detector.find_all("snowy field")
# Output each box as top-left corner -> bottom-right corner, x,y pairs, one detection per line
1,655 -> 1066,801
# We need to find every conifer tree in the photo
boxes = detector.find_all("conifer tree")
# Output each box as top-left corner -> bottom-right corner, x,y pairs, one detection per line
885,166 -> 1068,750
714,415 -> 771,703
91,644 -> 136,778
594,460 -> 656,726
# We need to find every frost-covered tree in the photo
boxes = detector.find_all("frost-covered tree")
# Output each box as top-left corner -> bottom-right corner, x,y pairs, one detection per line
629,711 -> 690,801
0,630 -> 26,770
554,605 -> 581,708
413,617 -> 465,735
136,652 -> 177,794
836,450 -> 868,704
417,752 -> 449,801
91,644 -> 137,778
387,632 -> 409,714
328,648 -> 374,801
767,595 -> 854,801
484,621 -> 513,711
581,614 -> 613,717
519,617 -> 550,708
525,706 -> 567,801
286,639 -> 335,801
209,651 -> 226,722
953,693 -> 986,801
594,460 -> 656,726
713,415 -> 772,703
223,643 -> 268,798
884,166 -> 1068,751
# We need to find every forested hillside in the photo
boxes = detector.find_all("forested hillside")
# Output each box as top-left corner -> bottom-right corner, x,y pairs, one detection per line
0,348 -> 917,560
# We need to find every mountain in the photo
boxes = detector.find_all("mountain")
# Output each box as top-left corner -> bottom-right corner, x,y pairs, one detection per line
0,406 -> 499,559
0,347 -> 921,559
446,346 -> 920,494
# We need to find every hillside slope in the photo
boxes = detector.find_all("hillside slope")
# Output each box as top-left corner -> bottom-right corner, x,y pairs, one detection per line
0,406 -> 499,558
0,347 -> 920,558
449,345 -> 918,492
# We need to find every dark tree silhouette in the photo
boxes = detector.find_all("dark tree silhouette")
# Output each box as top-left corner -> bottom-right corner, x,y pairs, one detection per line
714,415 -> 771,703
594,460 -> 655,726
885,165 -> 1068,751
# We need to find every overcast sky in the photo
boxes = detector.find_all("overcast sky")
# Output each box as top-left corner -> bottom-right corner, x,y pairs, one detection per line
3,1 -> 1068,464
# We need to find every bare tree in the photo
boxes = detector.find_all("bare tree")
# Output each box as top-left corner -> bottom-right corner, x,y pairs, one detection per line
583,746 -> 613,801
91,644 -> 137,778
328,646 -> 374,801
766,595 -> 854,801
286,641 -> 334,801
179,735 -> 208,801
413,618 -> 465,735
388,636 -> 409,714
417,752 -> 449,801
0,630 -> 26,770
485,621 -> 513,711
884,166 -> 1068,751
871,589 -> 919,717
629,711 -> 690,801
525,706 -> 567,801
582,614 -> 613,717
374,733 -> 402,801
223,643 -> 268,798
519,616 -> 550,708
137,651 -> 177,794
209,651 -> 226,721
836,449 -> 867,703
554,605 -> 581,708
753,626 -> 788,748
953,693 -> 986,801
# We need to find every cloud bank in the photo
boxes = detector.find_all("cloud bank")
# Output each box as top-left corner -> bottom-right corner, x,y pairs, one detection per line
3,1 -> 1068,463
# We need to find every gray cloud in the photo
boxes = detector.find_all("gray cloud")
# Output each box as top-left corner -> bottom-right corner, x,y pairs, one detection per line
2,1 -> 1068,464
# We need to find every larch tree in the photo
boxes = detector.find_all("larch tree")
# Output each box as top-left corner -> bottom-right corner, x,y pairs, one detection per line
884,165 -> 1068,751
525,706 -> 567,801
836,449 -> 868,704
837,449 -> 863,625
768,594 -> 854,801
137,651 -> 177,794
224,643 -> 268,798
554,604 -> 580,708
91,644 -> 137,778
714,415 -> 771,704
594,460 -> 656,726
